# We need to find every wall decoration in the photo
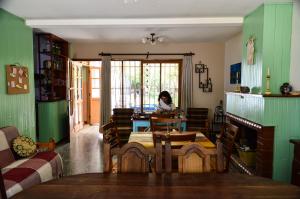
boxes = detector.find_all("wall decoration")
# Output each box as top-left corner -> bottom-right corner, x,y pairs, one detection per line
246,36 -> 255,65
6,64 -> 29,94
195,61 -> 212,92
230,62 -> 241,84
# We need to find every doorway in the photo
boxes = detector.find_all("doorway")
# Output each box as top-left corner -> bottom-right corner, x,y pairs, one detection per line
88,63 -> 101,124
68,61 -> 84,134
70,60 -> 101,129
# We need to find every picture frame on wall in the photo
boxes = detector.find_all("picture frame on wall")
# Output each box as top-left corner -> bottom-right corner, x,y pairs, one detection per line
6,65 -> 29,94
195,64 -> 201,73
230,62 -> 241,84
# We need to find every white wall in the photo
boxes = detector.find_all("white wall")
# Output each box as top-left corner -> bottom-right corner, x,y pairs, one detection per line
290,0 -> 300,91
224,32 -> 243,92
71,42 -> 225,118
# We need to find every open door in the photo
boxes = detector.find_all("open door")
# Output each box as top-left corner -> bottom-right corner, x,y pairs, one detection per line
88,67 -> 101,124
68,60 -> 84,135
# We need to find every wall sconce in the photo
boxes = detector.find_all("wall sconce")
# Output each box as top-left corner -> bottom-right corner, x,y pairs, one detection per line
195,61 -> 212,92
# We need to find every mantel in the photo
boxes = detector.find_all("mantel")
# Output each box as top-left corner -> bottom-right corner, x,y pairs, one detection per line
226,92 -> 300,98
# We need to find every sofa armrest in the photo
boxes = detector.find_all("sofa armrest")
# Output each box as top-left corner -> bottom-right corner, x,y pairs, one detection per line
36,138 -> 56,152
0,167 -> 7,199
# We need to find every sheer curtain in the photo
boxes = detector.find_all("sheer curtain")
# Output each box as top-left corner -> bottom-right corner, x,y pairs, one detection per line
100,56 -> 111,126
180,55 -> 193,113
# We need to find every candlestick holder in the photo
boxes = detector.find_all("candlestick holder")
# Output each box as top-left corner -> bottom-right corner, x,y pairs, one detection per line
234,78 -> 240,92
265,74 -> 271,95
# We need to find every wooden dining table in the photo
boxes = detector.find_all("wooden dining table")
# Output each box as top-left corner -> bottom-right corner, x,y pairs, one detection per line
11,173 -> 300,199
128,131 -> 215,149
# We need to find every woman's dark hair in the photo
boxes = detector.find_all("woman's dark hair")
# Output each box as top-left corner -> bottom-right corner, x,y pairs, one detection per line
158,91 -> 172,104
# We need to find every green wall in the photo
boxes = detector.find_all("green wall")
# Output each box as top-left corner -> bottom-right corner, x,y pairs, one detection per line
242,5 -> 264,90
262,4 -> 293,94
226,93 -> 264,124
0,9 -> 36,140
263,98 -> 300,182
242,4 -> 293,94
38,100 -> 67,143
227,2 -> 298,183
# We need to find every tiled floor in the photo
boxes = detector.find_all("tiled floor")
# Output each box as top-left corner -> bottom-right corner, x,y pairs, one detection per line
56,125 -> 103,176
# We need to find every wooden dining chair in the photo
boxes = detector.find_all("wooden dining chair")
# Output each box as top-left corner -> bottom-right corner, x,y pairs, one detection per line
153,132 -> 197,173
175,143 -> 217,173
100,121 -> 120,173
150,117 -> 182,132
111,108 -> 134,145
117,142 -> 151,173
217,122 -> 239,172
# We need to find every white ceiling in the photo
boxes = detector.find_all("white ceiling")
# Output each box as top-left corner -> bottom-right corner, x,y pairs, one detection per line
0,0 -> 273,43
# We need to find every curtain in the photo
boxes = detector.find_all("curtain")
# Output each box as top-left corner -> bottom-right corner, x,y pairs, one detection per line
100,56 -> 111,126
180,55 -> 193,114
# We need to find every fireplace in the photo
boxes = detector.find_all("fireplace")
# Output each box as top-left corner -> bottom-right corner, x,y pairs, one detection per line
226,113 -> 274,178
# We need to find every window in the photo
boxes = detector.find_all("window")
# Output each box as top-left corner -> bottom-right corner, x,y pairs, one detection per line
111,60 -> 181,113
89,61 -> 101,98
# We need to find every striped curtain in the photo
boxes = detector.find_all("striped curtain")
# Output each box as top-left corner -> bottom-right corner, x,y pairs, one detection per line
100,56 -> 111,126
180,55 -> 193,113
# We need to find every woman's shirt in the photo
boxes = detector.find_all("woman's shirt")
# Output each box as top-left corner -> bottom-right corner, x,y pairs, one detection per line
157,99 -> 176,111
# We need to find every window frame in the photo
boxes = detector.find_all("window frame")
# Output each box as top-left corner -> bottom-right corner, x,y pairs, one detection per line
112,59 -> 182,113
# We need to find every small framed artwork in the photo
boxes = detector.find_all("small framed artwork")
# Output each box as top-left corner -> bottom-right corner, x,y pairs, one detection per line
6,65 -> 29,94
195,64 -> 201,73
230,63 -> 241,84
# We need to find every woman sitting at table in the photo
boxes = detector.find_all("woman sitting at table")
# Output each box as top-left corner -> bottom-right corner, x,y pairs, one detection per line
157,91 -> 176,112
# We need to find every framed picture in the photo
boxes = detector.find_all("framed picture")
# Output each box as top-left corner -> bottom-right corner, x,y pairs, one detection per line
230,63 -> 241,84
6,65 -> 29,94
195,64 -> 201,73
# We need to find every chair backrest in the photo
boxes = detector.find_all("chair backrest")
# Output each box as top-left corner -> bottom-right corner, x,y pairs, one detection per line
150,117 -> 182,132
176,143 -> 217,173
153,132 -> 196,173
219,123 -> 239,172
186,108 -> 209,133
152,131 -> 196,147
112,108 -> 134,144
100,121 -> 120,173
100,121 -> 120,148
112,108 -> 134,128
117,142 -> 150,173
150,113 -> 176,118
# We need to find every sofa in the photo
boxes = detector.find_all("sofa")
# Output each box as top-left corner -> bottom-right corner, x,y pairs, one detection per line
0,126 -> 63,199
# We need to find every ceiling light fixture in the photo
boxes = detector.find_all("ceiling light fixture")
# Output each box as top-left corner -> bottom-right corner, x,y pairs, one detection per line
142,33 -> 164,45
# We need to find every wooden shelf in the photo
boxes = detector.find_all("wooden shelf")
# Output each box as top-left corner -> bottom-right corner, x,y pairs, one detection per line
39,51 -> 68,59
35,33 -> 68,102
226,92 -> 300,98
263,94 -> 300,97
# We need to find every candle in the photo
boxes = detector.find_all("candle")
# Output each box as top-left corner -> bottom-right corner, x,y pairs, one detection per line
267,67 -> 270,76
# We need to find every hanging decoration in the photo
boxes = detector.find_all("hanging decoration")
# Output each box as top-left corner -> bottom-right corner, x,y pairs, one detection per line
246,36 -> 255,65
195,61 -> 212,92
6,64 -> 29,94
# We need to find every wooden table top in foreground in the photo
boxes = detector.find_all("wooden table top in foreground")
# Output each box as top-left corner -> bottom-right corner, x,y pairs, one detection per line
12,173 -> 300,199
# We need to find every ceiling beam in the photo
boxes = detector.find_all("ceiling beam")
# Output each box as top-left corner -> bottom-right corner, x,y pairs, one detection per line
26,17 -> 243,27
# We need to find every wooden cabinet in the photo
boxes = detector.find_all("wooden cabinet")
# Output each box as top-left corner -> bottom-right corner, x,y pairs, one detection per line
34,33 -> 69,143
35,33 -> 68,101
290,139 -> 300,186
